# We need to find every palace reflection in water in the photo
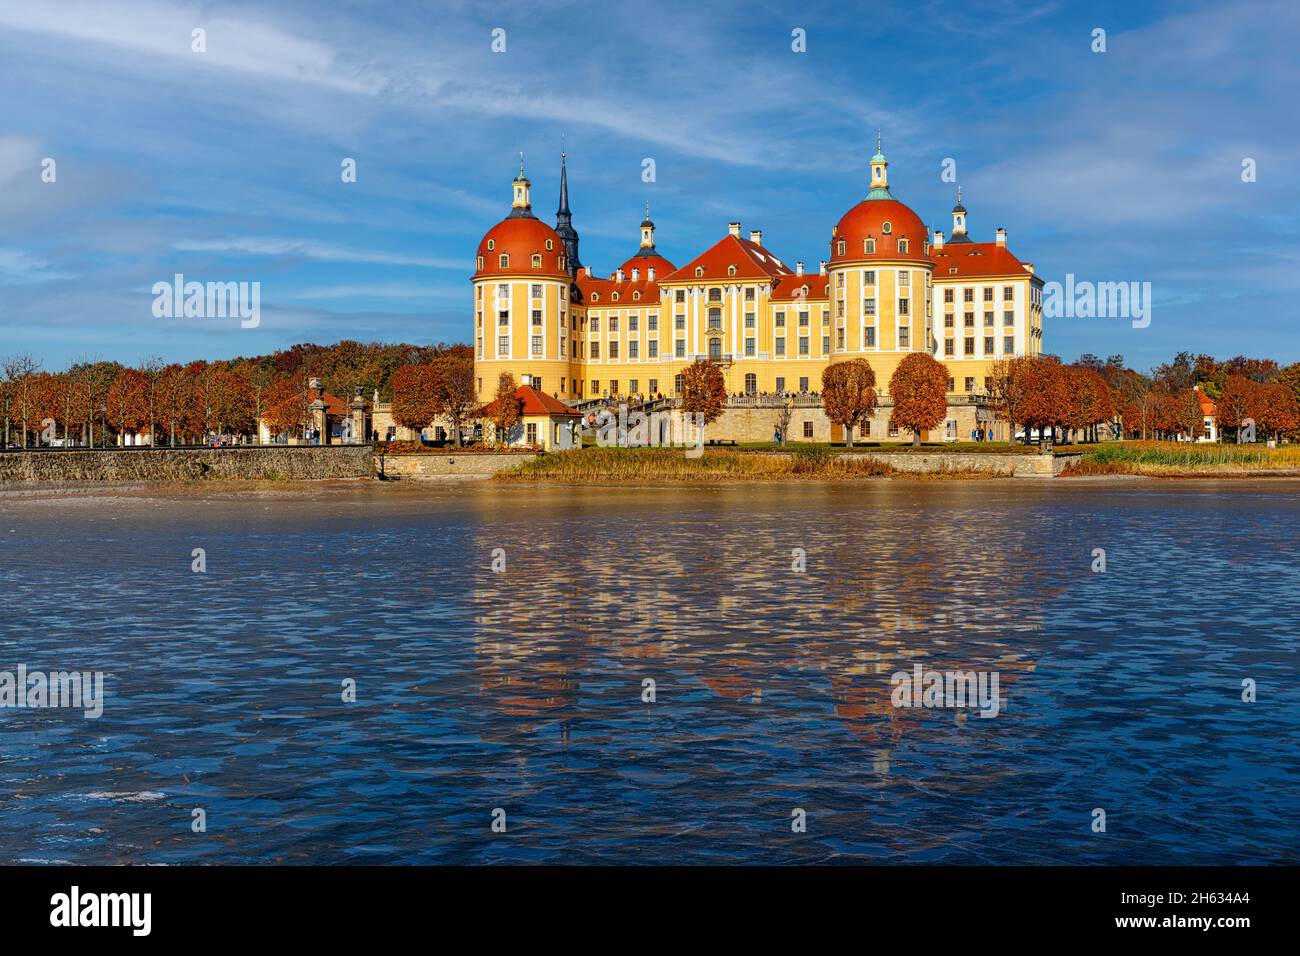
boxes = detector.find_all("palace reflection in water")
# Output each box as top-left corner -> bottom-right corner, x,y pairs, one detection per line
0,480 -> 1296,864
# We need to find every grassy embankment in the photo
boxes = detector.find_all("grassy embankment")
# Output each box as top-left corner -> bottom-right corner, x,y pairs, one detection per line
494,446 -> 1007,482
1061,441 -> 1300,477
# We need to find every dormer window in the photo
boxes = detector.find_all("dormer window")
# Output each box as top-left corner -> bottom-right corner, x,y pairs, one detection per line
499,254 -> 509,268
865,239 -> 876,254
559,256 -> 566,271
633,291 -> 641,300
487,239 -> 495,251
476,256 -> 484,270
545,239 -> 553,251
727,265 -> 737,276
898,239 -> 909,253
882,221 -> 892,234
695,267 -> 704,277
591,293 -> 599,302
531,253 -> 542,268
612,292 -> 620,301
836,240 -> 845,256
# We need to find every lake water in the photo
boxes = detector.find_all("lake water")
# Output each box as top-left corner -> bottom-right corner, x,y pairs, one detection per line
1,479 -> 1297,864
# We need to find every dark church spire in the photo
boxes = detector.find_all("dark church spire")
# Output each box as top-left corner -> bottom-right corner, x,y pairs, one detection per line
554,142 -> 582,276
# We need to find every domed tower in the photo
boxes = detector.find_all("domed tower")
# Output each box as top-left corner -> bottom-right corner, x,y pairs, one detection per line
825,132 -> 934,381
617,203 -> 675,281
472,156 -> 575,402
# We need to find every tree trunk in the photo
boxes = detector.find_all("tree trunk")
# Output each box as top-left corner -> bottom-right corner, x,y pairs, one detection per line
912,430 -> 921,447
845,424 -> 854,448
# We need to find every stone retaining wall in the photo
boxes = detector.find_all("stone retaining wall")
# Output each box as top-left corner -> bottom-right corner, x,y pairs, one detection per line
0,446 -> 373,482
377,452 -> 537,478
844,450 -> 1058,477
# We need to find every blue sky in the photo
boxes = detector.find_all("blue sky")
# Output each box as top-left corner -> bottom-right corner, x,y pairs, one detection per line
1,0 -> 1296,371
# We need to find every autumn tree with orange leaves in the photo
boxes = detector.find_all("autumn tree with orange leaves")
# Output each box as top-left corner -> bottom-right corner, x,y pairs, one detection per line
821,359 -> 877,447
390,364 -> 439,435
680,360 -> 727,440
889,353 -> 949,446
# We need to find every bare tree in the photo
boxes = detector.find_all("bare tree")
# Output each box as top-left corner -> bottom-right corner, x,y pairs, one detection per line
3,354 -> 42,447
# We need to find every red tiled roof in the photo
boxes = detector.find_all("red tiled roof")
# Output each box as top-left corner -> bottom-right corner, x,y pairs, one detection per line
308,388 -> 348,416
660,233 -> 794,283
576,272 -> 661,306
618,251 -> 675,279
1196,389 -> 1216,416
931,242 -> 1033,279
480,384 -> 581,418
770,274 -> 830,302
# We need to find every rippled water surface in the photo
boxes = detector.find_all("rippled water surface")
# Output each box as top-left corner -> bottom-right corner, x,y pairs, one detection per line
1,479 -> 1297,864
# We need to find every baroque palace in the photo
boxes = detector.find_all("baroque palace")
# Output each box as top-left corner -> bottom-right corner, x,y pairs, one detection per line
472,138 -> 1045,441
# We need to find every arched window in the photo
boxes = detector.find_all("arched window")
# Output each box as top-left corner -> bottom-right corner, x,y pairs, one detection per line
545,239 -> 553,250
633,291 -> 641,300
612,292 -> 620,301
499,254 -> 509,268
487,239 -> 495,251
476,256 -> 484,270
836,240 -> 845,256
695,266 -> 704,277
727,265 -> 737,276
591,293 -> 599,302
882,221 -> 892,234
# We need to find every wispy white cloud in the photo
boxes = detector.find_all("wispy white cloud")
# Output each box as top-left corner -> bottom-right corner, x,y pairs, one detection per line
172,238 -> 463,269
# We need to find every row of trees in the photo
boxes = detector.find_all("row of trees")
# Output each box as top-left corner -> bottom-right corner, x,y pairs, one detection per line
1,340 -> 470,447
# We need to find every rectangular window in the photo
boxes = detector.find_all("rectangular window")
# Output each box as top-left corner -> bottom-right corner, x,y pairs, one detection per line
590,342 -> 600,359
675,289 -> 685,302
497,283 -> 508,298
964,288 -> 974,302
526,422 -> 537,444
609,316 -> 619,332
649,379 -> 658,394
944,314 -> 954,328
628,341 -> 639,358
530,284 -> 542,298
610,380 -> 619,395
803,421 -> 814,438
864,270 -> 876,285
898,298 -> 910,315
799,336 -> 809,356
864,298 -> 876,316
745,312 -> 756,329
984,336 -> 994,354
532,309 -> 542,325
629,315 -> 639,332
776,377 -> 785,392
983,287 -> 993,302
799,377 -> 809,392
629,379 -> 639,395
964,337 -> 975,356
648,341 -> 658,358
897,270 -> 909,287
1003,286 -> 1014,301
591,316 -> 600,332
531,335 -> 542,355
675,340 -> 686,358
591,380 -> 599,395
944,288 -> 954,303
1004,310 -> 1014,326
799,312 -> 809,327
498,336 -> 509,355
836,328 -> 846,349
775,337 -> 786,356
775,311 -> 786,327
648,314 -> 658,331
822,335 -> 830,354
745,338 -> 755,357
499,311 -> 509,326
865,326 -> 876,347
675,314 -> 685,330
964,312 -> 975,328
1004,335 -> 1015,353
965,377 -> 976,392
745,287 -> 755,300
609,341 -> 620,358
944,338 -> 954,356
898,326 -> 909,348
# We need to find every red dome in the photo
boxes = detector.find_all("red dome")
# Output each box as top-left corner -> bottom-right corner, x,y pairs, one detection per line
618,252 -> 675,278
830,198 -> 931,265
475,216 -> 569,279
